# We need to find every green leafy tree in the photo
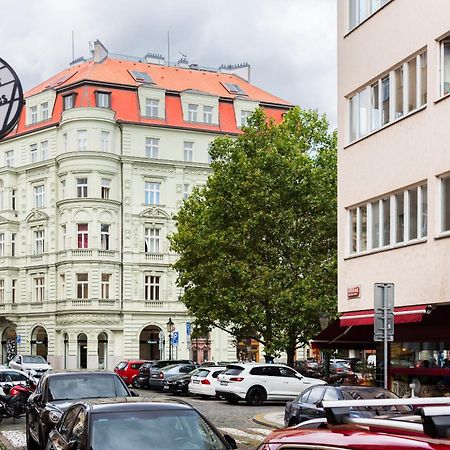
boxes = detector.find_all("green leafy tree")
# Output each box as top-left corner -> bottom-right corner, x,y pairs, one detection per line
170,107 -> 337,364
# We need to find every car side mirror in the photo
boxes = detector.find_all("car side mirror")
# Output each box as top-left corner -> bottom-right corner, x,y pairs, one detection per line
316,401 -> 323,408
223,434 -> 237,449
130,390 -> 139,397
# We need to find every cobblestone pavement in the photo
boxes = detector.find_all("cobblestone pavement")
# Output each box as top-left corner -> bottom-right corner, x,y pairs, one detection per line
0,388 -> 285,450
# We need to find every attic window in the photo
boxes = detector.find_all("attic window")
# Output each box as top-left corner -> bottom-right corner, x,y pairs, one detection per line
129,71 -> 154,84
63,93 -> 77,111
222,82 -> 247,95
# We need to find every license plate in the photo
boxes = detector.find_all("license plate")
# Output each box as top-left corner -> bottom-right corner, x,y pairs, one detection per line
163,385 -> 169,390
193,380 -> 199,384
152,375 -> 157,378
220,381 -> 228,386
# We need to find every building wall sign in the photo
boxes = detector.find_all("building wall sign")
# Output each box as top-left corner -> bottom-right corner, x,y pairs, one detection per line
0,58 -> 23,140
347,286 -> 360,299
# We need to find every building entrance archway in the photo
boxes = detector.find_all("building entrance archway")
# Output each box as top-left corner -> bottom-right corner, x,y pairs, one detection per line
78,333 -> 88,369
139,326 -> 163,360
31,326 -> 48,359
1,327 -> 16,363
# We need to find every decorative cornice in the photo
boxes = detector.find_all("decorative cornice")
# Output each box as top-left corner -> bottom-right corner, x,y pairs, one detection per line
56,313 -> 121,325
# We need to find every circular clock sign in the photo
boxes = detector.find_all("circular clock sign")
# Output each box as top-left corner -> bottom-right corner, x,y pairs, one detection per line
0,58 -> 23,140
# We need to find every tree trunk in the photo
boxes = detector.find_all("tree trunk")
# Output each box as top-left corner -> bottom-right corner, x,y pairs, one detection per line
286,342 -> 296,368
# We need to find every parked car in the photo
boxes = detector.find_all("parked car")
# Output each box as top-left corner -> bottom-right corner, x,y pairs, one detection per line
114,360 -> 147,386
162,368 -> 202,395
149,363 -> 197,390
26,371 -> 136,450
216,363 -> 326,406
9,355 -> 52,380
189,366 -> 227,398
130,361 -> 158,388
284,385 -> 412,427
0,368 -> 35,395
46,397 -> 237,450
295,360 -> 322,378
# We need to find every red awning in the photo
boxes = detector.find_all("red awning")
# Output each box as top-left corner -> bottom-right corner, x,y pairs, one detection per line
339,304 -> 431,327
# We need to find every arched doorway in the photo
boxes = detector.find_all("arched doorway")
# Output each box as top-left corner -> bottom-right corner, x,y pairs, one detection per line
63,333 -> 69,369
98,332 -> 108,369
31,326 -> 48,359
2,327 -> 16,363
139,326 -> 162,360
77,333 -> 87,369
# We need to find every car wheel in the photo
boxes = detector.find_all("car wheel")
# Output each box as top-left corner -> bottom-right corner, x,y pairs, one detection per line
288,417 -> 298,427
132,378 -> 141,388
246,387 -> 266,406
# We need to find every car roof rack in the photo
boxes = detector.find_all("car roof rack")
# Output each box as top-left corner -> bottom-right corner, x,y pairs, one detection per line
322,397 -> 450,439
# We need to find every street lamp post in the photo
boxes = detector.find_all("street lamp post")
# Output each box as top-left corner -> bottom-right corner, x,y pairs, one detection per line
166,317 -> 175,361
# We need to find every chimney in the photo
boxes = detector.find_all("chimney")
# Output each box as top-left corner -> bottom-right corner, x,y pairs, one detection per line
219,62 -> 251,82
177,57 -> 189,69
145,52 -> 165,65
92,39 -> 108,63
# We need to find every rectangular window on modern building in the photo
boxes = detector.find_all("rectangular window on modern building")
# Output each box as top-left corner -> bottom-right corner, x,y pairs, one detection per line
145,182 -> 160,205
187,104 -> 198,122
34,185 -> 45,208
349,51 -> 426,142
35,277 -> 44,302
76,178 -> 88,198
101,224 -> 110,250
101,274 -> 111,299
77,224 -> 88,249
184,141 -> 193,162
144,275 -> 160,301
146,99 -> 159,117
349,0 -> 390,29
34,229 -> 45,255
348,184 -> 426,256
78,130 -> 87,151
145,137 -> 159,159
144,228 -> 160,253
76,273 -> 88,299
101,179 -> 110,199
440,36 -> 450,96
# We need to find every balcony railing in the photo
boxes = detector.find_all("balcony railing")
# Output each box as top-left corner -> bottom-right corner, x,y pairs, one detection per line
145,253 -> 164,261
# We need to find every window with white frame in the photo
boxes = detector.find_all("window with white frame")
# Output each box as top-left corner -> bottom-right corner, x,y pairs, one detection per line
348,184 -> 427,255
203,106 -> 213,124
61,225 -> 66,250
0,279 -> 5,303
76,178 -> 88,198
101,131 -> 110,152
41,141 -> 48,160
440,176 -> 450,233
241,110 -> 253,127
30,144 -> 38,163
440,36 -> 450,96
5,150 -> 13,167
145,182 -> 160,205
349,51 -> 427,143
101,274 -> 111,299
101,178 -> 110,199
63,94 -> 75,111
146,99 -> 159,117
349,0 -> 391,29
145,137 -> 159,159
183,141 -> 193,162
34,229 -> 45,254
77,224 -> 88,248
34,185 -> 45,208
41,102 -> 49,121
188,104 -> 198,122
183,183 -> 190,200
144,228 -> 160,253
30,106 -> 37,124
34,277 -> 45,302
96,92 -> 111,108
101,224 -> 110,250
59,274 -> 65,299
144,275 -> 160,301
0,233 -> 4,257
76,273 -> 88,299
11,233 -> 15,256
78,130 -> 87,151
11,279 -> 16,303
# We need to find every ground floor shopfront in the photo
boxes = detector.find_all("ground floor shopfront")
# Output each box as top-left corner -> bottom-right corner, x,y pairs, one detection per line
312,303 -> 450,397
0,313 -> 235,370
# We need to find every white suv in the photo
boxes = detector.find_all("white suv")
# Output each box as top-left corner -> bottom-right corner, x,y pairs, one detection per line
216,363 -> 326,406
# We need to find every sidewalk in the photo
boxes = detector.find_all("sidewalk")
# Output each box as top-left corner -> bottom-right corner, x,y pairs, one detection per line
253,410 -> 285,429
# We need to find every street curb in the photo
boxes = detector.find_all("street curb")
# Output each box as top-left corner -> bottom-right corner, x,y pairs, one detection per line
253,413 -> 283,430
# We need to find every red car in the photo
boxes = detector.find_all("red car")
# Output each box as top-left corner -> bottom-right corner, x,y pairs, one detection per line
258,397 -> 450,450
114,360 -> 146,385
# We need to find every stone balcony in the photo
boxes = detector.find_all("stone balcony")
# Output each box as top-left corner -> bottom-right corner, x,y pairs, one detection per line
58,249 -> 118,260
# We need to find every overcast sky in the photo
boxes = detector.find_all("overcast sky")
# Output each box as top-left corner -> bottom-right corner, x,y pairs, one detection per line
3,0 -> 336,127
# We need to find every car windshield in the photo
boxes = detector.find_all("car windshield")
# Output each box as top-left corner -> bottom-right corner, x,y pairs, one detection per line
48,375 -> 129,401
115,362 -> 127,370
22,355 -> 46,364
90,409 -> 227,450
161,364 -> 180,372
342,388 -> 411,413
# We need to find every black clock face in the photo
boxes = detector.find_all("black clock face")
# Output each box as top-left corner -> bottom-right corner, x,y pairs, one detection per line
0,58 -> 24,140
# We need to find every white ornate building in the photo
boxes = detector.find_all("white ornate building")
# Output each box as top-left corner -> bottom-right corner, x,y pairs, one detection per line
0,41 -> 290,369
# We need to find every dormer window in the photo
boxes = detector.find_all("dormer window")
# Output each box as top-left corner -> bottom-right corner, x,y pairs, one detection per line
96,91 -> 111,108
63,93 -> 76,111
188,104 -> 198,122
41,103 -> 49,121
240,110 -> 252,127
203,106 -> 213,124
146,99 -> 159,117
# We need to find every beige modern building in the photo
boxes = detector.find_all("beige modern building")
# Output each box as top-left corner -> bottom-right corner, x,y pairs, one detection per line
315,0 -> 450,395
0,41 -> 290,369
